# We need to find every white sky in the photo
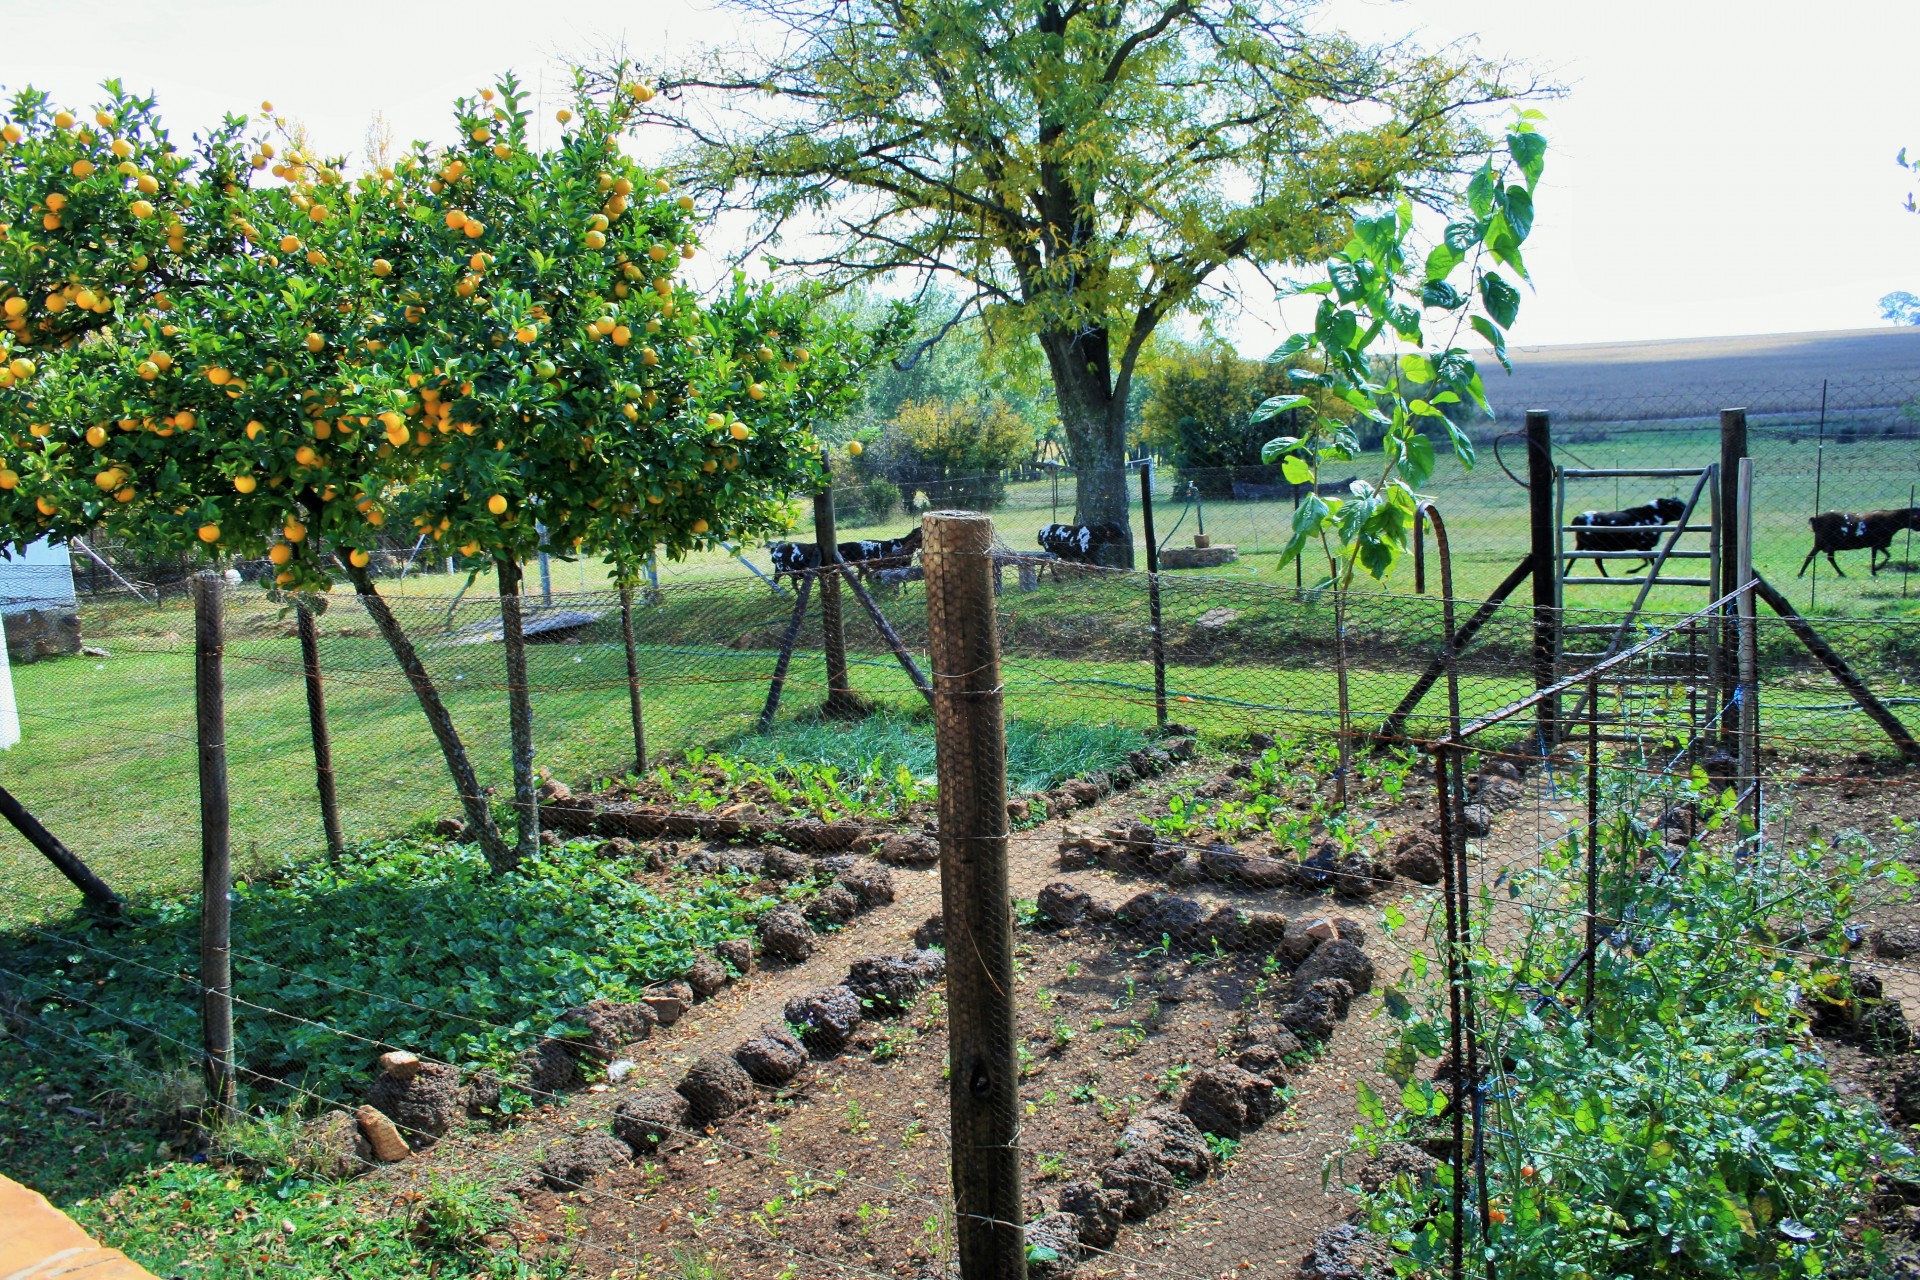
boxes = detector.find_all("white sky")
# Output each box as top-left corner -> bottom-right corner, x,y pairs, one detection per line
2,0 -> 1916,350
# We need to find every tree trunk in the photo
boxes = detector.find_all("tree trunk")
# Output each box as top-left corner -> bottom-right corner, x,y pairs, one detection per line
342,559 -> 513,870
1042,325 -> 1134,567
497,554 -> 538,867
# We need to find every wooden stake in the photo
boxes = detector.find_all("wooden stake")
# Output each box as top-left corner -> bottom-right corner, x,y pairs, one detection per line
192,572 -> 235,1113
1719,408 -> 1748,748
295,601 -> 345,863
814,484 -> 861,718
619,582 -> 648,771
923,511 -> 1025,1280
342,559 -> 510,867
758,574 -> 815,732
497,554 -> 536,865
0,784 -> 120,915
1752,574 -> 1920,761
1138,464 -> 1168,729
1525,409 -> 1559,751
1736,458 -> 1760,828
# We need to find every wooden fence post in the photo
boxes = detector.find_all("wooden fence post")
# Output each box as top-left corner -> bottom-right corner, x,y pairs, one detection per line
497,554 -> 537,864
813,481 -> 861,719
1719,409 -> 1749,750
192,572 -> 235,1113
618,583 -> 648,771
1736,457 -> 1761,830
295,602 -> 345,863
1525,410 -> 1559,751
1138,464 -> 1168,730
923,511 -> 1025,1280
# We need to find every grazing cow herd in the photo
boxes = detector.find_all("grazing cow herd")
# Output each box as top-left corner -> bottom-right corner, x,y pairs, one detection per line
760,487 -> 1920,592
768,529 -> 923,589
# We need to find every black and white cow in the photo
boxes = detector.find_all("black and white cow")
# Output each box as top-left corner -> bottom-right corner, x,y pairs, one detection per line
767,528 -> 923,588
1801,508 -> 1920,577
1569,497 -> 1686,577
1037,521 -> 1130,565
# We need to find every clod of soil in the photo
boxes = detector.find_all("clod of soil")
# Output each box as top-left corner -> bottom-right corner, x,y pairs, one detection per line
756,906 -> 816,962
783,985 -> 865,1056
1056,1179 -> 1125,1249
686,956 -> 728,999
733,1024 -> 809,1085
1100,1150 -> 1175,1219
759,847 -> 814,882
676,1053 -> 757,1123
364,1060 -> 462,1146
805,883 -> 860,927
1292,939 -> 1376,995
610,1090 -> 691,1153
558,999 -> 657,1061
843,951 -> 944,1016
1023,1211 -> 1084,1276
1117,1106 -> 1213,1184
293,1108 -> 371,1180
514,1043 -> 572,1090
876,831 -> 938,865
539,1131 -> 632,1191
1178,1062 -> 1280,1139
715,937 -> 755,976
1037,881 -> 1095,926
835,857 -> 896,909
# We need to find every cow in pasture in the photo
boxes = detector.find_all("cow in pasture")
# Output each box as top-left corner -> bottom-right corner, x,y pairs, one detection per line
1037,521 -> 1130,565
768,528 -> 923,588
768,540 -> 822,589
1800,508 -> 1920,577
1569,497 -> 1687,577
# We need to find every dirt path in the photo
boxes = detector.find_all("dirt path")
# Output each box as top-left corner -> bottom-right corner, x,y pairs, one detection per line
366,759 -> 1507,1279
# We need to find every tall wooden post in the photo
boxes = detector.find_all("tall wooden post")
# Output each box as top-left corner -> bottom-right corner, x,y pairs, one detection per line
1736,457 -> 1760,831
1138,464 -> 1168,729
497,555 -> 537,864
618,583 -> 648,771
923,512 -> 1025,1280
1525,410 -> 1559,751
814,482 -> 860,719
192,573 -> 235,1113
1719,409 -> 1749,749
295,602 -> 345,863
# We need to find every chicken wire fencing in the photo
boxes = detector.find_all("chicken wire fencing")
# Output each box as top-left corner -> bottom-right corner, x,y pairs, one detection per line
3,524 -> 1920,1277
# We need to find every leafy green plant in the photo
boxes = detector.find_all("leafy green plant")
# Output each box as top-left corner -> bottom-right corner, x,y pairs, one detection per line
1256,120 -> 1546,804
1356,779 -> 1915,1279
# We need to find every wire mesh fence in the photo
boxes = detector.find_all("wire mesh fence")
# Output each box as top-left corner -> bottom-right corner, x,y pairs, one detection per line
5,497 -> 1920,1277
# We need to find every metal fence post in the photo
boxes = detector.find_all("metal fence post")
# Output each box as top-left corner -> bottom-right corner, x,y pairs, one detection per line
192,572 -> 235,1113
923,511 -> 1025,1280
1525,410 -> 1559,752
1138,463 -> 1168,730
295,601 -> 345,863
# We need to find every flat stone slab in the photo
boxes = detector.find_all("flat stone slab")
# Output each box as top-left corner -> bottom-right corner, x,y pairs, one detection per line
1160,545 -> 1239,570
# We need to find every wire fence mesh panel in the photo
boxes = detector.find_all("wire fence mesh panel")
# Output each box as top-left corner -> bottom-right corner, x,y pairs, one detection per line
5,497 -> 1920,1277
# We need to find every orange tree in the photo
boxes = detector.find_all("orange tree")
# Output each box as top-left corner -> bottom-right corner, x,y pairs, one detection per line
0,76 -> 892,873
0,81 -> 528,867
338,74 -> 900,865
